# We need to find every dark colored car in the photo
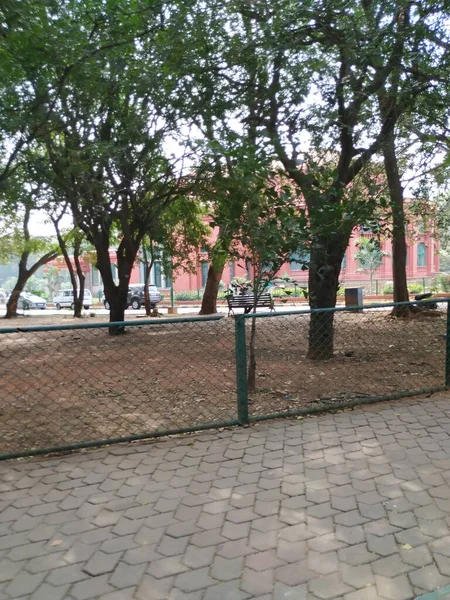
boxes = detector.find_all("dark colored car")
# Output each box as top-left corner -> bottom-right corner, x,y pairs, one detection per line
103,284 -> 161,310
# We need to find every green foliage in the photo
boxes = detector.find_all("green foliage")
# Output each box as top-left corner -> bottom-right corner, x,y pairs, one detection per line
174,289 -> 203,301
408,283 -> 424,295
354,238 -> 387,274
383,281 -> 424,295
433,274 -> 450,293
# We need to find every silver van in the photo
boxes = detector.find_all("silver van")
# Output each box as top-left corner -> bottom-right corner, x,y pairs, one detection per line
53,289 -> 93,310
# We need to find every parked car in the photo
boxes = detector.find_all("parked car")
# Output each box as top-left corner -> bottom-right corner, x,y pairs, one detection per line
18,292 -> 47,310
53,289 -> 93,310
103,284 -> 161,310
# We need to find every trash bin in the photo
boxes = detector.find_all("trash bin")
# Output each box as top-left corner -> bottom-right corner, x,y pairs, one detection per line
345,288 -> 363,311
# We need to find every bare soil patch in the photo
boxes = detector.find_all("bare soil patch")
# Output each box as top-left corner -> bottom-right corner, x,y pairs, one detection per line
0,309 -> 446,455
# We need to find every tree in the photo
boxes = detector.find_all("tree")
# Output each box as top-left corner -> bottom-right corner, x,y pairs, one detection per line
224,165 -> 308,390
354,237 -> 388,294
0,186 -> 59,318
167,0 -> 269,316
217,0 -> 450,358
28,1 -> 203,331
138,196 -> 208,315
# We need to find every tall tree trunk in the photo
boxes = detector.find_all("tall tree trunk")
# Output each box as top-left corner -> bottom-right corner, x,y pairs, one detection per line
199,227 -> 230,315
73,237 -> 85,317
247,315 -> 257,392
307,234 -> 347,360
382,131 -> 412,317
5,268 -> 28,318
4,253 -> 59,319
54,225 -> 83,317
142,240 -> 155,316
96,236 -> 141,334
199,263 -> 226,315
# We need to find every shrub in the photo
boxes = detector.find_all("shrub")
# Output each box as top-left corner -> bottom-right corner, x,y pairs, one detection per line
174,289 -> 202,301
433,274 -> 450,292
271,287 -> 307,298
408,283 -> 423,294
383,282 -> 394,294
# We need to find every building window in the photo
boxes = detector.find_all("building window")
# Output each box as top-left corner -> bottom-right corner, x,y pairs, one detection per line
229,261 -> 235,281
201,262 -> 209,287
417,243 -> 427,267
111,264 -> 118,282
342,253 -> 347,269
417,218 -> 426,234
154,263 -> 162,287
246,261 -> 252,280
92,267 -> 100,286
290,251 -> 310,270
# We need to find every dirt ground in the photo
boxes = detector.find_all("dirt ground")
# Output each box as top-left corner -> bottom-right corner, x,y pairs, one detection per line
0,308 -> 446,455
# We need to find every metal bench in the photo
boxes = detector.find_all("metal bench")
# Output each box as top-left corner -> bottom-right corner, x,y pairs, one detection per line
226,293 -> 275,316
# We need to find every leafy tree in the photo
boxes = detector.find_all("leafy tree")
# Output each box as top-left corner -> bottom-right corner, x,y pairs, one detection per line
218,0 -> 450,357
43,265 -> 63,300
138,196 -> 208,315
26,1 -> 203,331
225,165 -> 308,390
354,238 -> 388,294
0,176 -> 59,318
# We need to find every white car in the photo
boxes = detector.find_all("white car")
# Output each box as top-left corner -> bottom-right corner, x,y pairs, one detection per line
53,289 -> 93,310
18,292 -> 47,310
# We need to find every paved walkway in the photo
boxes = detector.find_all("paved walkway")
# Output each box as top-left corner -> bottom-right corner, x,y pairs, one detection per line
2,397 -> 450,600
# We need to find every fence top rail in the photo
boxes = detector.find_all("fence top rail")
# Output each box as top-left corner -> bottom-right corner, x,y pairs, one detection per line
239,298 -> 450,320
0,314 -> 224,334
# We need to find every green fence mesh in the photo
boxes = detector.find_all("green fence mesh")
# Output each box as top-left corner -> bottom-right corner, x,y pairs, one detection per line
0,317 -> 236,457
0,301 -> 448,459
243,304 -> 447,419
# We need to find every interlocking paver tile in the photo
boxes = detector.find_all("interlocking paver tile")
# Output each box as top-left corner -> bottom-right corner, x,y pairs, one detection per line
340,563 -> 374,589
366,533 -> 397,556
210,555 -> 244,581
148,555 -> 190,579
5,397 -> 450,599
179,544 -> 215,570
0,557 -> 26,581
203,580 -> 250,600
82,550 -> 122,576
395,527 -> 433,548
174,567 -> 216,592
375,574 -> 413,600
5,570 -> 46,597
400,544 -> 433,568
339,542 -> 378,566
276,562 -> 316,586
409,563 -> 450,592
372,554 -> 413,577
308,550 -> 339,575
273,581 -> 308,599
246,549 -> 284,571
309,571 -> 354,599
135,574 -> 174,600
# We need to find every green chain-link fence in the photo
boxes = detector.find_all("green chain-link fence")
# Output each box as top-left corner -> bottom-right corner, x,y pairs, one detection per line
0,301 -> 449,460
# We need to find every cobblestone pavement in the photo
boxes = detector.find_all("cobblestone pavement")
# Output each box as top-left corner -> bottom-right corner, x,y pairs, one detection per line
3,397 -> 450,599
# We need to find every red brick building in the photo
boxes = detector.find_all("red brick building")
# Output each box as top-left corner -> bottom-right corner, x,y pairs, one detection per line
47,215 -> 439,296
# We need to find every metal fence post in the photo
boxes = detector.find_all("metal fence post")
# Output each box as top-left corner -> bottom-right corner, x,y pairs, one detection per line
446,300 -> 450,388
235,315 -> 249,424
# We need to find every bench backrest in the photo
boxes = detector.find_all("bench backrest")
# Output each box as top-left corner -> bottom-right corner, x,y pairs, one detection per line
227,294 -> 272,306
